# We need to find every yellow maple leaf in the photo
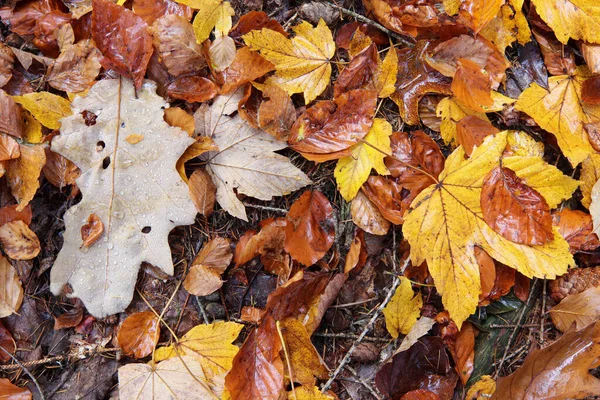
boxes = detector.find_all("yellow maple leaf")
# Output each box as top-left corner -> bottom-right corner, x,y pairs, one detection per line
382,277 -> 423,338
334,118 -> 391,201
154,321 -> 242,380
516,66 -> 600,166
582,154 -> 600,208
175,0 -> 234,43
12,92 -> 71,130
480,0 -> 531,52
375,45 -> 398,98
530,0 -> 600,44
403,131 -> 575,327
243,19 -> 335,104
437,97 -> 488,145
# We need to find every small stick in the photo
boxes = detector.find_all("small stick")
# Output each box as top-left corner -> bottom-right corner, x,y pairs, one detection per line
276,321 -> 297,398
242,203 -> 288,214
540,278 -> 547,344
346,365 -> 383,400
0,345 -> 45,400
314,332 -> 389,343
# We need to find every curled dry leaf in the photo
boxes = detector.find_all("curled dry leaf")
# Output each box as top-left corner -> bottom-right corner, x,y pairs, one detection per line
481,166 -> 553,245
0,255 -> 23,317
184,237 -> 232,296
47,40 -> 102,93
493,321 -> 600,399
243,19 -> 335,104
117,311 -> 160,359
6,144 -> 46,212
197,90 -> 310,221
0,90 -> 22,138
50,78 -> 197,318
289,89 -> 377,161
552,209 -> 600,253
532,29 -> 576,77
549,286 -> 600,333
382,277 -> 422,338
80,214 -> 104,248
0,220 -> 40,261
351,191 -> 390,236
188,168 -> 216,216
0,378 -> 31,400
91,0 -> 153,89
284,190 -> 335,266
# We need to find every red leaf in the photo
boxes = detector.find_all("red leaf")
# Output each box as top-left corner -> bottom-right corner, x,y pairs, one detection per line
552,209 -> 600,253
165,75 -> 217,102
132,0 -> 192,25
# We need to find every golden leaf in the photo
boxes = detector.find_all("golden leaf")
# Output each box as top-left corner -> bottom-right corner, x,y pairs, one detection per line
382,277 -> 423,338
12,92 -> 71,129
530,0 -> 600,44
0,255 -> 23,317
6,144 -> 46,211
581,154 -> 600,208
175,0 -> 235,44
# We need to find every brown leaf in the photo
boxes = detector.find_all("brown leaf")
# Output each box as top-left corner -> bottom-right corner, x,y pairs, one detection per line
91,0 -> 153,89
43,148 -> 80,190
0,90 -> 22,138
132,0 -> 193,26
485,263 -> 516,305
54,307 -> 84,330
582,42 -> 600,75
0,44 -> 14,89
289,89 -> 377,161
0,378 -> 31,399
257,85 -> 296,141
451,58 -> 493,113
335,22 -> 389,50
0,320 -> 15,363
493,321 -> 600,399
240,306 -> 264,324
582,76 -> 600,105
80,213 -> 103,248
334,42 -> 378,97
117,311 -> 159,359
219,46 -> 274,94
481,166 -> 553,245
164,107 -> 194,135
351,190 -> 390,235
0,0 -> 59,36
344,230 -> 367,274
284,190 -> 335,266
362,176 -> 406,224
47,40 -> 102,93
0,255 -> 23,318
150,15 -> 206,77
188,168 -> 216,216
391,41 -> 452,126
0,135 -> 20,162
225,315 -> 283,400
279,318 -> 328,385
456,115 -> 499,155
477,247 -> 496,304
401,390 -> 441,400
457,0 -> 503,32
532,29 -> 576,76
32,10 -> 71,57
0,220 -> 40,260
229,10 -> 287,41
234,218 -> 289,278
550,286 -> 600,333
454,322 -> 475,385
165,75 -> 218,102
0,205 -> 32,227
552,209 -> 600,253
184,237 -> 232,296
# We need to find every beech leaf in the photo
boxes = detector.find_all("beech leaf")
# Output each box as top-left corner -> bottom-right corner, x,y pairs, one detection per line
50,78 -> 197,318
117,311 -> 160,359
549,286 -> 600,332
530,0 -> 600,44
0,255 -> 23,318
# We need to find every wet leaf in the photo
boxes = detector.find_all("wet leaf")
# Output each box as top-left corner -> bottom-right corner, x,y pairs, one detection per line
43,148 -> 80,190
454,322 -> 475,385
279,318 -> 328,385
553,209 -> 600,254
91,0 -> 153,89
0,255 -> 23,318
288,385 -> 335,400
6,144 -> 46,211
177,0 -> 234,44
0,205 -> 32,227
451,58 -> 493,112
0,378 -> 31,400
229,11 -> 287,40
188,168 -> 216,216
383,277 -> 423,338
209,35 -> 236,72
549,286 -> 600,332
257,84 -> 296,140
362,176 -> 406,224
284,190 -> 335,266
243,19 -> 335,104
132,0 -> 193,26
0,90 -> 22,138
466,375 -> 496,400
480,0 -> 531,53
117,311 -> 160,359
456,115 -> 499,156
219,46 -> 275,94
0,220 -> 40,261
12,92 -> 71,129
184,237 -> 232,296
530,0 -> 600,44
0,135 -> 20,162
351,191 -> 390,235
50,78 -> 197,318
47,40 -> 102,93
80,213 -> 104,248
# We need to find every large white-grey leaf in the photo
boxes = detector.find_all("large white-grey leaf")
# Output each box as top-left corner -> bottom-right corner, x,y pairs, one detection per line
196,90 -> 311,221
50,78 -> 196,318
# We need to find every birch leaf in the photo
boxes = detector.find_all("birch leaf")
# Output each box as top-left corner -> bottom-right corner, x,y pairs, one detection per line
196,90 -> 311,221
50,78 -> 197,318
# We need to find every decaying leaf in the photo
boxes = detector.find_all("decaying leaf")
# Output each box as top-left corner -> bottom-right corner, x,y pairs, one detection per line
549,286 -> 600,332
188,168 -> 216,216
117,311 -> 160,359
581,154 -> 600,208
403,132 -> 576,326
47,39 -> 102,93
196,89 -> 310,221
530,0 -> 600,44
50,78 -> 197,318
454,321 -> 475,385
184,237 -> 232,296
552,209 -> 600,253
493,321 -> 600,399
0,255 -> 23,318
12,92 -> 71,129
0,220 -> 40,261
0,90 -> 22,138
383,277 -> 422,338
243,19 -> 335,104
0,378 -> 31,399
6,144 -> 46,212
351,191 -> 390,236
279,318 -> 328,385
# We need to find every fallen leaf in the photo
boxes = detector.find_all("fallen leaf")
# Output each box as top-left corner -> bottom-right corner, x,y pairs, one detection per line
47,40 -> 102,93
553,209 -> 600,254
0,135 -> 20,162
12,92 -> 71,129
118,355 -> 220,399
333,42 -> 378,97
530,0 -> 600,44
288,385 -> 335,400
165,75 -> 218,103
234,218 -> 289,278
515,66 -> 600,166
0,220 -> 40,261
6,144 -> 46,212
362,176 -> 406,224
91,0 -> 153,89
532,28 -> 576,76
43,148 -> 80,190
456,115 -> 499,156
184,237 -> 232,296
117,311 -> 160,359
284,190 -> 335,266
0,205 -> 32,227
481,166 -> 553,245
229,10 -> 287,40
335,118 -> 392,201
581,154 -> 600,208
0,255 -> 23,318
176,0 -> 234,44
403,132 -> 575,326
480,0 -> 531,53
289,89 -> 377,161
351,190 -> 390,235
257,84 -> 296,140
397,316 -> 436,354
243,19 -> 335,104
80,213 -> 104,248
466,375 -> 496,400
188,168 -> 216,216
21,111 -> 42,144
437,96 -> 488,146
549,286 -> 600,332
0,378 -> 31,400
0,321 -> 15,362
0,90 -> 22,138
154,321 -> 243,381
451,58 -> 493,112
164,107 -> 195,136
391,41 -> 453,126
132,0 -> 193,25
196,90 -> 310,221
454,321 -> 475,385
209,35 -> 236,72
225,316 -> 283,400
219,46 -> 275,94
279,318 -> 328,385
50,78 -> 197,318
493,321 -> 600,399
54,306 -> 84,330
383,277 -> 423,338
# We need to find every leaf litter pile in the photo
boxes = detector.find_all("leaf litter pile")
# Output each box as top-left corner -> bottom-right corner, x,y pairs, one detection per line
4,0 -> 600,399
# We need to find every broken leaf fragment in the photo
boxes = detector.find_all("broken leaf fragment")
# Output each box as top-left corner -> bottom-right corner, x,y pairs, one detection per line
183,237 -> 232,296
0,255 -> 23,318
50,78 -> 197,318
383,277 -> 422,338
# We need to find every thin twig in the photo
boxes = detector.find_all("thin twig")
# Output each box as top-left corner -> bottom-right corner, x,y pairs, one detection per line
321,258 -> 408,392
195,296 -> 210,324
346,365 -> 383,400
489,323 -> 552,329
276,321 -> 297,398
242,203 -> 288,214
540,278 -> 546,344
322,3 -> 415,48
314,332 -> 389,343
0,345 -> 45,400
